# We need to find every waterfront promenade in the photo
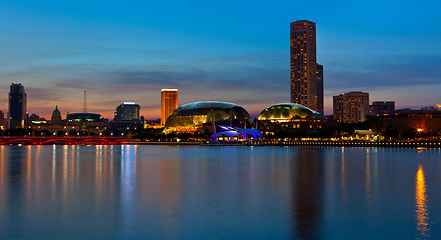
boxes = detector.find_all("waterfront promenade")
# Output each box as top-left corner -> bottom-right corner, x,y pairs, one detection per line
1,136 -> 440,148
0,136 -> 131,145
132,140 -> 441,148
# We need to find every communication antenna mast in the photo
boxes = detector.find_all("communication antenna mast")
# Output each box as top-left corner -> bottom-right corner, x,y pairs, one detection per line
64,107 -> 69,118
83,89 -> 87,113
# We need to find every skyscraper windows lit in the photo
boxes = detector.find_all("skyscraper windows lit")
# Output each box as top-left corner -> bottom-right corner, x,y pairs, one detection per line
161,89 -> 178,125
8,83 -> 27,129
290,20 -> 324,115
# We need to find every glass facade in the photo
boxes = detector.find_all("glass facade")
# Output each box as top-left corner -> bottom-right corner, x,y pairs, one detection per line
8,83 -> 27,129
67,113 -> 102,122
258,103 -> 320,122
164,101 -> 250,129
114,103 -> 140,121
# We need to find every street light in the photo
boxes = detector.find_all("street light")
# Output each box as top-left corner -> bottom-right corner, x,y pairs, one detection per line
416,127 -> 423,139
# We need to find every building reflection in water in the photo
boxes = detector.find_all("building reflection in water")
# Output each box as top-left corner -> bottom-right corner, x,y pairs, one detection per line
1,146 -> 441,238
120,145 -> 137,235
340,148 -> 347,203
415,165 -> 429,238
290,149 -> 324,239
0,146 -> 6,227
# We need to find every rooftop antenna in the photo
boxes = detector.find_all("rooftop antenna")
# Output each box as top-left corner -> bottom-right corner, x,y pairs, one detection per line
83,89 -> 87,113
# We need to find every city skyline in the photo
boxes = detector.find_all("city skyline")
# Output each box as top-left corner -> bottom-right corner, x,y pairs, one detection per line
1,1 -> 440,120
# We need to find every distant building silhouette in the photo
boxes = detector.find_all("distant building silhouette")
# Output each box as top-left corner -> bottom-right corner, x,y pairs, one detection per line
370,101 -> 395,111
333,91 -> 369,123
30,106 -> 109,136
0,111 -> 4,130
51,106 -> 62,124
8,83 -> 27,129
290,20 -> 324,115
161,89 -> 178,125
114,102 -> 140,121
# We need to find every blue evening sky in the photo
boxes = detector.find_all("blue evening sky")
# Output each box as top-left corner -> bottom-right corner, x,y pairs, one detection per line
1,0 -> 440,119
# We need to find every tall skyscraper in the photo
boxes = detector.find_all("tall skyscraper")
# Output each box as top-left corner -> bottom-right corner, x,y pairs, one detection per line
333,91 -> 369,123
290,20 -> 323,115
8,83 -> 27,129
316,64 -> 324,115
114,102 -> 140,121
161,89 -> 178,125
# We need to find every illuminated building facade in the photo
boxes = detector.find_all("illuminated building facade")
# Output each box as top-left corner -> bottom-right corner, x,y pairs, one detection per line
290,20 -> 323,114
258,103 -> 321,122
256,103 -> 337,136
161,89 -> 178,125
164,101 -> 250,132
114,102 -> 140,121
333,91 -> 369,123
30,107 -> 109,136
8,83 -> 27,129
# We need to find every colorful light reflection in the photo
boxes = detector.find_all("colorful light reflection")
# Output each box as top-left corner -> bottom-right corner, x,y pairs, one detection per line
415,165 -> 430,238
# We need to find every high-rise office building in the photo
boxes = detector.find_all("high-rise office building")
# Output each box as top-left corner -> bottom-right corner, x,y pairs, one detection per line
161,89 -> 178,125
8,83 -> 27,129
290,20 -> 323,114
114,102 -> 140,121
333,91 -> 369,123
316,64 -> 324,115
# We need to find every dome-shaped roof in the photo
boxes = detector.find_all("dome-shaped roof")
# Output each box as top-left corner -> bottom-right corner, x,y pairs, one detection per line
52,106 -> 61,117
258,103 -> 321,121
164,101 -> 250,129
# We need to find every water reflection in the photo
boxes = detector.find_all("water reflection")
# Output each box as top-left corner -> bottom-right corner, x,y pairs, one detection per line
0,146 -> 5,229
0,146 -> 440,239
415,165 -> 430,238
291,149 -> 324,239
120,145 -> 137,236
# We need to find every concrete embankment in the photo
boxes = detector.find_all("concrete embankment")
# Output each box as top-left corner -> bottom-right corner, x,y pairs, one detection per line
124,141 -> 200,146
201,141 -> 441,148
125,140 -> 441,148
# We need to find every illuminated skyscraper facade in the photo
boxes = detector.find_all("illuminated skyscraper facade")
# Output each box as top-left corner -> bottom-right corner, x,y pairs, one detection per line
333,91 -> 369,123
290,20 -> 323,115
114,102 -> 140,121
8,83 -> 27,129
161,89 -> 178,125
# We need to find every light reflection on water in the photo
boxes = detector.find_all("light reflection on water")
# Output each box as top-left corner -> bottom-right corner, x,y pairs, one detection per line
0,146 -> 440,239
415,165 -> 429,239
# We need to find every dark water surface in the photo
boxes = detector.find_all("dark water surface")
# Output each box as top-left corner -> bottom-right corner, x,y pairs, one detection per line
0,145 -> 440,239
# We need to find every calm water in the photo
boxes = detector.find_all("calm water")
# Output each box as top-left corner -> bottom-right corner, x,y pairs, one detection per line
0,145 -> 440,239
